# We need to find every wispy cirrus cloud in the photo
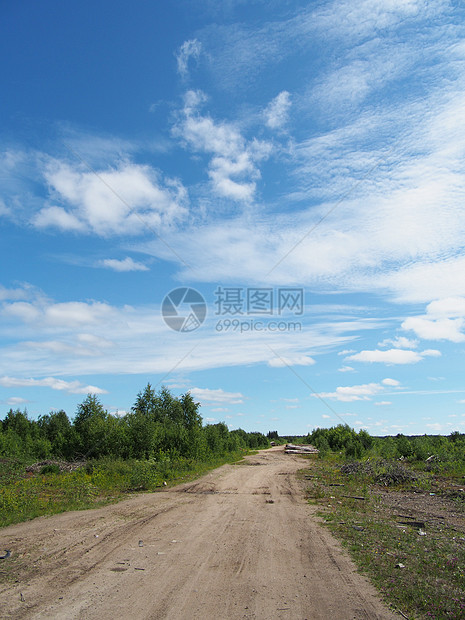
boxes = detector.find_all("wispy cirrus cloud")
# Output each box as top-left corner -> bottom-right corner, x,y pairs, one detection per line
265,91 -> 291,129
176,39 -> 202,77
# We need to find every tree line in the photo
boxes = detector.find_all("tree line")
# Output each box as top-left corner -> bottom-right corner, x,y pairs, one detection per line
0,384 -> 269,461
303,424 -> 465,469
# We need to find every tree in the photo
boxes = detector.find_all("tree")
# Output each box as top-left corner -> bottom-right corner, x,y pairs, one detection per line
180,392 -> 202,430
73,394 -> 109,457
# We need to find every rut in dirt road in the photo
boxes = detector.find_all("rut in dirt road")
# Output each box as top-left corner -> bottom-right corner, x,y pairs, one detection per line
0,447 -> 398,619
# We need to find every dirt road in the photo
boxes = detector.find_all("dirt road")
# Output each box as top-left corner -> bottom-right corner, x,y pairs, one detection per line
0,448 -> 397,619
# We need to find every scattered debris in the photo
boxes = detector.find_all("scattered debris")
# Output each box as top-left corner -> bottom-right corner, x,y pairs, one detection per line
340,460 -> 418,486
397,521 -> 425,529
343,495 -> 366,501
138,540 -> 143,547
0,550 -> 11,560
285,444 -> 319,455
395,563 -> 405,569
26,460 -> 85,474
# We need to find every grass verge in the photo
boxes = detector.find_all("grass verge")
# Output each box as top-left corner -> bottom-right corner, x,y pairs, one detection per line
302,456 -> 465,619
0,451 -> 248,528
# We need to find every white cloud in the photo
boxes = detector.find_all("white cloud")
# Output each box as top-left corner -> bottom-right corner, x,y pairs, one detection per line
382,378 -> 400,387
176,39 -> 202,76
265,91 -> 291,129
0,376 -> 106,394
313,382 -> 385,402
426,422 -> 444,432
33,161 -> 188,236
173,90 -> 271,202
109,409 -> 128,418
379,336 -> 418,349
426,297 -> 465,318
3,300 -> 114,328
347,348 -> 440,364
338,365 -> 354,372
0,284 -> 37,302
0,286 -> 379,378
3,396 -> 30,406
189,387 -> 244,405
375,401 -> 392,406
401,297 -> 465,342
402,316 -> 465,343
98,257 -> 149,272
268,355 -> 315,368
33,206 -> 86,232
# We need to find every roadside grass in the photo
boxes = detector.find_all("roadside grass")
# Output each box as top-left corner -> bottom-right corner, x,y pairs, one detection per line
0,451 -> 248,528
302,457 -> 465,619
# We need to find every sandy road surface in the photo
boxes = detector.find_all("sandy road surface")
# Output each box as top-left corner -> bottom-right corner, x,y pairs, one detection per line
0,447 -> 398,619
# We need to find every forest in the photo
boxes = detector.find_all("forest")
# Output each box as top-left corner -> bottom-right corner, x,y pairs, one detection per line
0,384 -> 269,461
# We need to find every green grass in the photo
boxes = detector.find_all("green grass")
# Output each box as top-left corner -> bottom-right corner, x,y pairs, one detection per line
303,456 -> 465,619
0,451 -> 248,528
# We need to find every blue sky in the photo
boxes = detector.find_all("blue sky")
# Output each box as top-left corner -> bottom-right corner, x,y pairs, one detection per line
2,0 -> 465,435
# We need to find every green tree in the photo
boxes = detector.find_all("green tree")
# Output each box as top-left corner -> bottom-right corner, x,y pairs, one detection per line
73,394 -> 109,457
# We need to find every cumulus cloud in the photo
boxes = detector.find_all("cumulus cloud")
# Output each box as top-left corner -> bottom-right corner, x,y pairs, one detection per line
0,376 -> 106,394
313,382 -> 386,402
378,336 -> 418,349
3,396 -> 30,406
313,376 -> 403,403
268,354 -> 315,368
3,300 -> 114,328
347,348 -> 440,364
173,90 -> 271,202
98,257 -> 149,272
402,317 -> 465,343
189,387 -> 244,405
265,91 -> 291,129
33,161 -> 188,236
427,297 -> 465,318
382,378 -> 400,387
402,296 -> 465,342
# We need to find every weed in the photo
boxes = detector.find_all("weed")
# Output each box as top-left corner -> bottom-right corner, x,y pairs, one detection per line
304,457 -> 465,619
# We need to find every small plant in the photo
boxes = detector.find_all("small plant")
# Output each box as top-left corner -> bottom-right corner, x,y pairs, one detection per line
40,464 -> 61,475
